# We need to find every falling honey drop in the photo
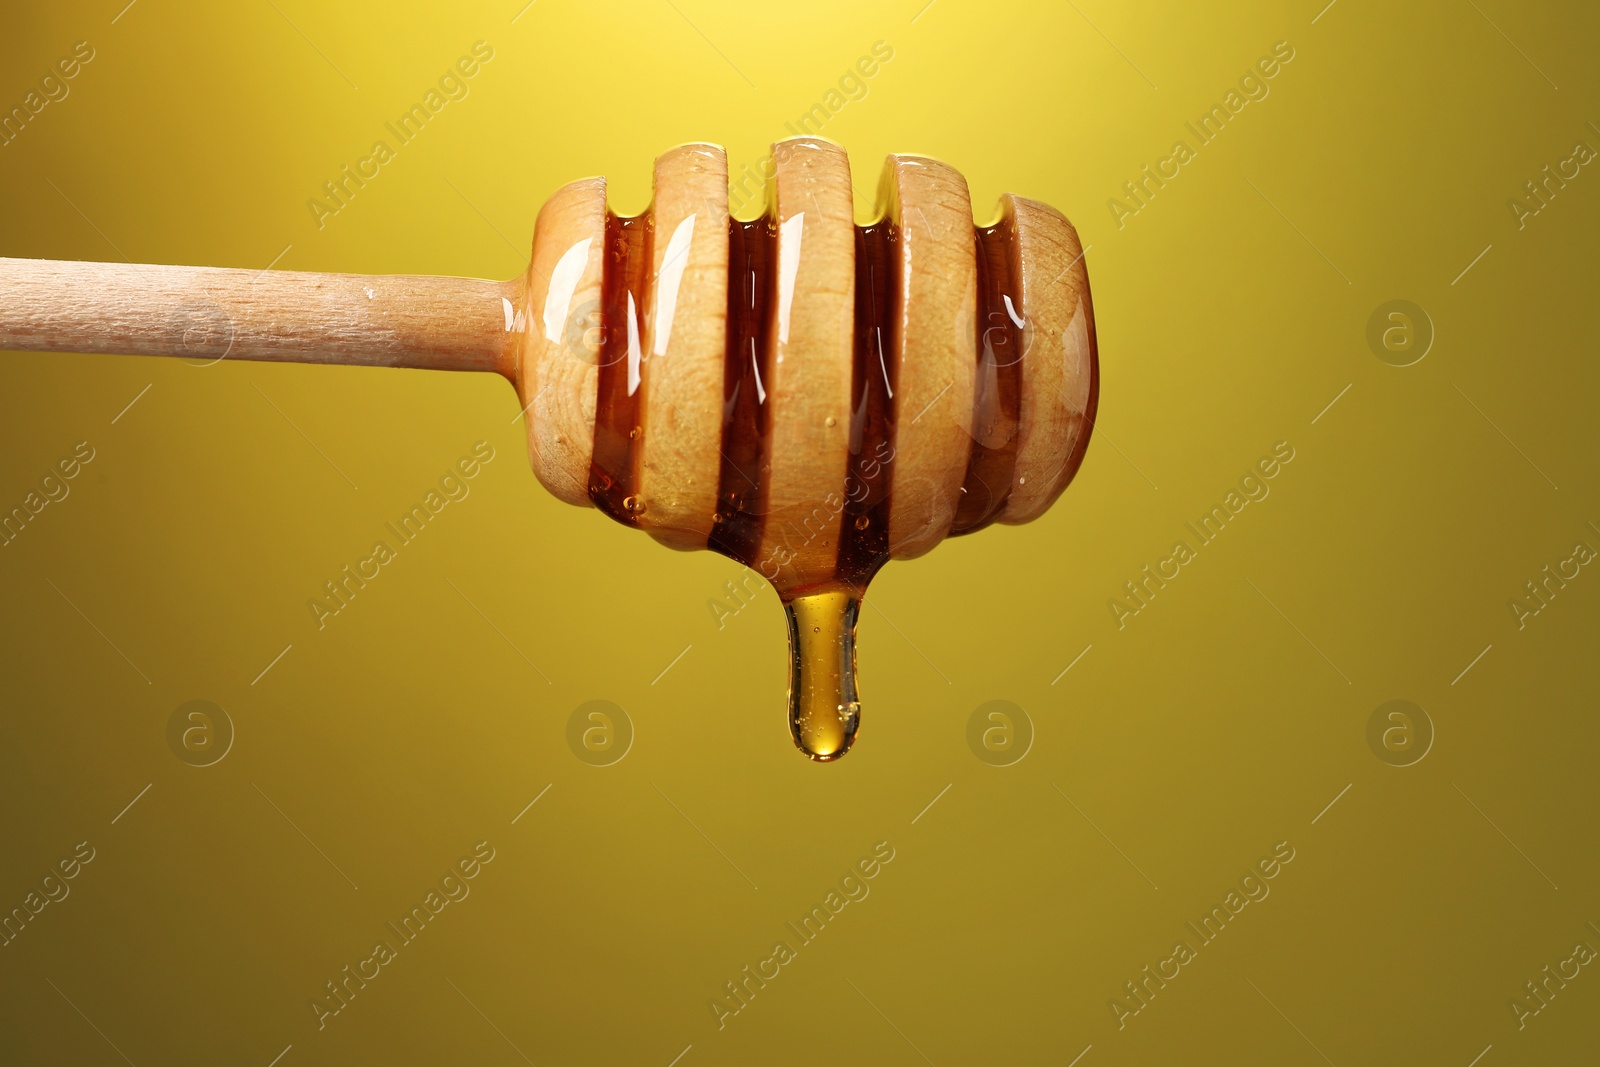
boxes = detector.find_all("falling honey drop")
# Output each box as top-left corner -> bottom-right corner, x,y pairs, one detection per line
784,591 -> 862,761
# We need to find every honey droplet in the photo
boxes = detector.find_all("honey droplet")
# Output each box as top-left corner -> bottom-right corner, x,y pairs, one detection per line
623,494 -> 646,516
854,514 -> 870,530
784,591 -> 862,761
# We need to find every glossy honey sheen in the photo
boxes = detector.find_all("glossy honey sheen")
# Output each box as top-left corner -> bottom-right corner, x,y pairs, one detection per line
585,206 -> 1026,759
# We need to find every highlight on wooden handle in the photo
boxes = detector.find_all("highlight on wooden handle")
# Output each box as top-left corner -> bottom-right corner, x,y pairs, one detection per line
0,256 -> 521,375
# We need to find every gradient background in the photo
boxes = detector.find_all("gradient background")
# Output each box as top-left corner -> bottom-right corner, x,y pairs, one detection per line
3,1 -> 1598,1064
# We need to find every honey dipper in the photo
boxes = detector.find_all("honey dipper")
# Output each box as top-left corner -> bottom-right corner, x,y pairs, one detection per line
0,138 -> 1098,761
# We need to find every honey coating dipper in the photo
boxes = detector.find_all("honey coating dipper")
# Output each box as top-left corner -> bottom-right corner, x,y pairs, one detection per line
0,137 -> 1098,761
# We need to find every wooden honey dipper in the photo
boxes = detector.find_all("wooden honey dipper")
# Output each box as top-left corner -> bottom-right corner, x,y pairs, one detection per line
0,138 -> 1098,761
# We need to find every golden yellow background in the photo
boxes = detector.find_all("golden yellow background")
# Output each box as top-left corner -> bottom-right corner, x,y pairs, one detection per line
3,0 -> 1598,1063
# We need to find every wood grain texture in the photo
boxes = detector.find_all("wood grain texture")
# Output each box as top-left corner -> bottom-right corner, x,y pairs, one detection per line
757,138 -> 855,595
999,195 -> 1097,525
879,155 -> 977,561
514,177 -> 606,508
0,257 -> 516,373
636,143 -> 729,551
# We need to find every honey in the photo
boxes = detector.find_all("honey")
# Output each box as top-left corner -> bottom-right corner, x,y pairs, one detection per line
586,207 -> 1024,760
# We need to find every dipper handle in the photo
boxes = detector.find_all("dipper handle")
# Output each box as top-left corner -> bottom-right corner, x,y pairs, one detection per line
0,256 -> 520,375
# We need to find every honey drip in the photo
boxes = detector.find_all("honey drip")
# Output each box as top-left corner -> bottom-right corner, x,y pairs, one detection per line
707,217 -> 776,564
785,592 -> 862,761
586,204 -> 1021,761
950,221 -> 1024,536
588,212 -> 653,521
